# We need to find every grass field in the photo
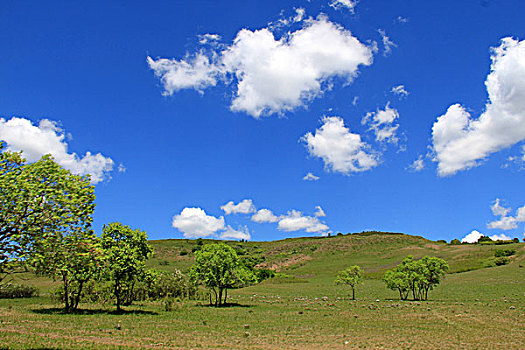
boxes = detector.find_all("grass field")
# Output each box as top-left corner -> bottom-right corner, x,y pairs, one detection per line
1,233 -> 524,349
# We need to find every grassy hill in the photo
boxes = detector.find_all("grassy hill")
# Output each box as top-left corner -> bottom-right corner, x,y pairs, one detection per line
2,232 -> 524,349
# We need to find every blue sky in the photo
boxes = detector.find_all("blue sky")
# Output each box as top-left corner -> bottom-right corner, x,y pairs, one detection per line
1,0 -> 524,242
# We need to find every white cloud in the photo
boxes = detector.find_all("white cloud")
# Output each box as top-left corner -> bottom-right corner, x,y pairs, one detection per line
314,206 -> 326,217
220,225 -> 251,240
391,85 -> 409,97
516,205 -> 525,222
491,198 -> 511,217
329,0 -> 358,13
303,116 -> 378,174
396,16 -> 408,24
278,209 -> 329,233
198,33 -> 221,45
487,199 -> 525,231
378,29 -> 397,56
0,117 -> 114,184
407,155 -> 425,172
303,172 -> 320,181
431,38 -> 525,176
251,208 -> 279,223
489,233 -> 512,241
149,16 -> 373,118
172,207 -> 225,238
487,216 -> 518,230
293,8 -> 306,22
117,163 -> 126,173
362,104 -> 400,144
147,52 -> 219,94
461,230 -> 484,243
221,199 -> 256,215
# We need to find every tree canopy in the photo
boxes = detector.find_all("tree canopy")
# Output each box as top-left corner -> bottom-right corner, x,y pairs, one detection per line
190,243 -> 255,306
335,265 -> 363,300
384,255 -> 448,300
100,222 -> 153,311
0,145 -> 95,282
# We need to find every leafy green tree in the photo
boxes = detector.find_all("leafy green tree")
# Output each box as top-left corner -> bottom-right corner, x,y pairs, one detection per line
32,230 -> 101,310
384,255 -> 448,300
449,239 -> 461,245
190,243 -> 255,306
335,265 -> 363,300
0,147 -> 96,282
100,222 -> 153,312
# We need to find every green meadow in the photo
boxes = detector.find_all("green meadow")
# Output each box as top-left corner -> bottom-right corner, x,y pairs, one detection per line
1,232 -> 524,349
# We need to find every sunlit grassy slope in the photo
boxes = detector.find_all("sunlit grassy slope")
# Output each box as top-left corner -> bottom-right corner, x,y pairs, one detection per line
2,232 -> 524,349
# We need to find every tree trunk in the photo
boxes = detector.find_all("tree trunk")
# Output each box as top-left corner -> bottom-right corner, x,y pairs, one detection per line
224,288 -> 228,305
351,287 -> 355,300
73,280 -> 84,309
115,279 -> 121,312
63,273 -> 70,311
218,288 -> 223,307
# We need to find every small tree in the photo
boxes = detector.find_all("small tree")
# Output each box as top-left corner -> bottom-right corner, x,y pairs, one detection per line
100,222 -> 152,312
32,230 -> 101,310
335,265 -> 363,300
190,243 -> 254,306
384,255 -> 448,301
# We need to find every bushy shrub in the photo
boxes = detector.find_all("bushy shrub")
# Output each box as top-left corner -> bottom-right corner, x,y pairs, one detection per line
0,283 -> 39,298
494,257 -> 509,266
450,239 -> 461,245
254,268 -> 275,282
494,249 -> 516,257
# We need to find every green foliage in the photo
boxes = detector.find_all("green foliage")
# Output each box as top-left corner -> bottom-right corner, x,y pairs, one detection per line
190,243 -> 255,306
477,235 -> 493,243
383,255 -> 448,300
0,282 -> 39,298
335,265 -> 363,299
494,249 -> 515,257
100,222 -> 153,311
450,239 -> 461,245
254,268 -> 275,282
494,257 -> 509,266
0,147 -> 96,281
31,230 -> 101,310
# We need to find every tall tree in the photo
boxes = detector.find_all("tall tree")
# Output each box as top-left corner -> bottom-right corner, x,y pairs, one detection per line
0,145 -> 96,282
335,265 -> 363,300
100,222 -> 153,312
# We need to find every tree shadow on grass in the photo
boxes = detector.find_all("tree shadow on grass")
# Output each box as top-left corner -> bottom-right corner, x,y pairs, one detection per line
195,302 -> 252,308
31,307 -> 158,315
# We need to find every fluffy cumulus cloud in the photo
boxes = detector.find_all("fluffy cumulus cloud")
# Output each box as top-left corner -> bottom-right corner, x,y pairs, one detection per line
490,233 -> 513,241
431,37 -> 525,176
172,207 -> 225,238
220,225 -> 251,240
487,198 -> 525,231
146,53 -> 218,94
221,199 -> 256,215
148,16 -> 374,118
0,117 -> 114,184
461,230 -> 484,243
278,210 -> 329,233
303,116 -> 378,174
362,104 -> 400,143
251,208 -> 280,223
461,230 -> 511,243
